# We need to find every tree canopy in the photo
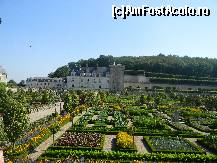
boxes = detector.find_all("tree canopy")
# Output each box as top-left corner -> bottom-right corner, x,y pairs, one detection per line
48,54 -> 217,78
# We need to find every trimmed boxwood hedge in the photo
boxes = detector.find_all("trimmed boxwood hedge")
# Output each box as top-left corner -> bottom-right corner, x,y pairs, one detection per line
68,127 -> 203,138
39,150 -> 217,162
113,138 -> 137,153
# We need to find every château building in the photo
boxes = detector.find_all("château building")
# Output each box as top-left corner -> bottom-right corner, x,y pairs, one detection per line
26,63 -> 149,91
26,77 -> 65,91
67,65 -> 110,91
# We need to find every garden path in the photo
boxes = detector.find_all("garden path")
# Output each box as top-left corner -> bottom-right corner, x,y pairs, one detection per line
103,135 -> 116,151
127,119 -> 133,128
185,138 -> 215,155
181,124 -> 209,135
153,110 -> 171,120
27,122 -> 72,161
29,102 -> 63,123
27,109 -> 88,161
107,116 -> 113,121
154,110 -> 208,134
134,136 -> 150,154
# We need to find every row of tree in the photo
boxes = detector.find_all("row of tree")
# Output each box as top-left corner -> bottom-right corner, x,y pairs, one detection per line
48,54 -> 217,78
0,83 -> 61,153
144,91 -> 217,111
62,90 -> 106,113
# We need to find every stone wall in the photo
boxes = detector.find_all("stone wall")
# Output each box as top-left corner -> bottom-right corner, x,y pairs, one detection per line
124,82 -> 217,90
67,76 -> 109,90
124,75 -> 149,83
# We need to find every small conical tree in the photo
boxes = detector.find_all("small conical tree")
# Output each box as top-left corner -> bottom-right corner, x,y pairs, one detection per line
49,124 -> 60,144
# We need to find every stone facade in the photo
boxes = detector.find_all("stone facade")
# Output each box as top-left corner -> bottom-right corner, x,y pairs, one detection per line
25,63 -> 217,92
67,66 -> 110,90
25,64 -> 152,92
26,77 -> 65,90
0,66 -> 7,83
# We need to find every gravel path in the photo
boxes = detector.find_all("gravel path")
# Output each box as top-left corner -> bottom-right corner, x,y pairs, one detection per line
29,102 -> 63,123
107,116 -> 113,121
27,122 -> 72,161
103,135 -> 115,151
127,119 -> 133,128
27,109 -> 89,161
181,123 -> 208,135
92,115 -> 99,120
134,136 -> 150,153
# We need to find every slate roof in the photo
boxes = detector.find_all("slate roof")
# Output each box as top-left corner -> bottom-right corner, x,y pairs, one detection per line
72,67 -> 109,77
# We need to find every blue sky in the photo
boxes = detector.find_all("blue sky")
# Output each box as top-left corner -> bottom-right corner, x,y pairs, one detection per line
0,0 -> 216,82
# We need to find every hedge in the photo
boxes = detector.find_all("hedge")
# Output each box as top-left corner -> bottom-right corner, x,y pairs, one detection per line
39,150 -> 217,162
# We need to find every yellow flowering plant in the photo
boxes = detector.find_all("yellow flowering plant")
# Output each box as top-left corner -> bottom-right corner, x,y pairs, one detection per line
116,132 -> 134,149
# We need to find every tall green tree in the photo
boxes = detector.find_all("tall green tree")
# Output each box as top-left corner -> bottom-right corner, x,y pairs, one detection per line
48,65 -> 70,78
63,92 -> 79,113
2,96 -> 29,150
8,80 -> 17,87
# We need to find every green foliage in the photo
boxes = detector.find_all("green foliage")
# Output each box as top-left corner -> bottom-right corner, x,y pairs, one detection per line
126,107 -> 148,116
144,136 -> 204,154
63,92 -> 79,113
114,111 -> 127,128
39,150 -> 217,162
199,134 -> 217,153
133,116 -> 165,130
48,65 -> 70,78
7,80 -> 17,87
49,55 -> 217,79
2,96 -> 29,146
150,77 -> 217,86
50,123 -> 60,134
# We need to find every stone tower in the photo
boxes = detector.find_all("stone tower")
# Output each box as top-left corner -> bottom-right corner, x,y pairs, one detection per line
109,63 -> 125,92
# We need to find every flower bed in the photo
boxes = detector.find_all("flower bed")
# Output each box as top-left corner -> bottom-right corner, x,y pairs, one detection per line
52,132 -> 104,150
144,136 -> 204,154
115,132 -> 136,152
4,114 -> 71,158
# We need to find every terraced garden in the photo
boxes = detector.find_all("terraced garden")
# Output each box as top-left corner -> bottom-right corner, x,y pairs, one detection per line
1,89 -> 217,162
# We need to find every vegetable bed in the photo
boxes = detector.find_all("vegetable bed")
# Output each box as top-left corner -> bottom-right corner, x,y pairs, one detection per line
198,134 -> 217,153
144,136 -> 204,154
